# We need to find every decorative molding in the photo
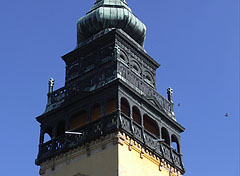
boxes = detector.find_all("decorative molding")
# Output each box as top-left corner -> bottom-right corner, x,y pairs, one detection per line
119,131 -> 183,175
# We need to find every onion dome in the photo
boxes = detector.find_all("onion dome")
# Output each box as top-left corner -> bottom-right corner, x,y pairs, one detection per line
77,0 -> 146,47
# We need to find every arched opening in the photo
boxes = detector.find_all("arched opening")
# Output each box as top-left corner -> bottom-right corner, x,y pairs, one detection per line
44,133 -> 51,143
132,106 -> 141,125
120,54 -> 126,62
105,98 -> 117,115
121,97 -> 130,117
133,65 -> 139,73
43,128 -> 52,143
131,61 -> 141,75
171,134 -> 180,152
146,75 -> 151,81
143,115 -> 159,136
119,51 -> 128,64
91,104 -> 101,121
56,121 -> 66,138
70,111 -> 88,130
161,127 -> 170,145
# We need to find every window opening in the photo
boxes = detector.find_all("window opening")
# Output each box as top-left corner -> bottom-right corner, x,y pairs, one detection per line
105,99 -> 117,115
143,115 -> 159,136
121,98 -> 130,117
132,106 -> 141,125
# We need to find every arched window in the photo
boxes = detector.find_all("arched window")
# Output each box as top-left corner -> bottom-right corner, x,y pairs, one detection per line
131,62 -> 141,75
121,97 -> 130,117
43,128 -> 52,143
133,65 -> 139,72
144,72 -> 154,86
56,121 -> 66,137
171,134 -> 180,152
119,51 -> 128,64
146,75 -> 151,81
143,115 -> 159,136
161,127 -> 170,145
91,104 -> 101,121
132,106 -> 141,125
120,54 -> 126,62
70,111 -> 88,130
44,133 -> 51,143
105,98 -> 117,115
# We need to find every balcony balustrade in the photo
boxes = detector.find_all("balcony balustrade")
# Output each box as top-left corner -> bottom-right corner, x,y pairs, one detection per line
37,111 -> 183,172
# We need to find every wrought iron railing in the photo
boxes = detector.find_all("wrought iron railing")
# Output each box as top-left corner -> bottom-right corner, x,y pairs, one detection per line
37,111 -> 183,171
47,76 -> 172,116
152,90 -> 171,112
120,113 -> 183,171
118,63 -> 172,114
49,87 -> 67,104
37,112 -> 119,164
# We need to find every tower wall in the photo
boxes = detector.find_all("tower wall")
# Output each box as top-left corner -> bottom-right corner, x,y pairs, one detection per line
39,134 -> 118,176
118,132 -> 182,176
39,132 -> 182,176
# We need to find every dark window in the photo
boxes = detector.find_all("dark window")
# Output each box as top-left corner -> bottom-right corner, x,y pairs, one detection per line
121,98 -> 130,117
91,104 -> 101,121
56,121 -> 66,137
70,111 -> 88,130
171,134 -> 180,152
146,75 -> 152,82
120,54 -> 126,62
143,115 -> 159,136
105,99 -> 117,115
161,127 -> 170,145
133,65 -> 139,72
132,106 -> 141,125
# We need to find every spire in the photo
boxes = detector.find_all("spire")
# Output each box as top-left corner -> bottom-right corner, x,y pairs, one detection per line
77,0 -> 146,47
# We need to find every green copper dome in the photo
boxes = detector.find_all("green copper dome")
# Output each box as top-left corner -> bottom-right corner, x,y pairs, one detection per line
77,0 -> 146,47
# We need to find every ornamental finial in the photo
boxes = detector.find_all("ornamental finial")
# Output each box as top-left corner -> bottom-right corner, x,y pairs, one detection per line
167,87 -> 173,103
48,78 -> 55,94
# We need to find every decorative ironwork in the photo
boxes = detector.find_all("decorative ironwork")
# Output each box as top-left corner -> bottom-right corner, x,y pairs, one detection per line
120,113 -> 131,134
51,87 -> 66,104
37,29 -> 184,172
118,63 -> 172,114
161,143 -> 172,162
144,130 -> 158,150
37,112 -> 118,164
133,123 -> 143,142
172,149 -> 182,168
36,111 -> 183,172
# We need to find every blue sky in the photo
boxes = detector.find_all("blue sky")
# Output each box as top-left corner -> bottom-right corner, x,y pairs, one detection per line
0,0 -> 239,175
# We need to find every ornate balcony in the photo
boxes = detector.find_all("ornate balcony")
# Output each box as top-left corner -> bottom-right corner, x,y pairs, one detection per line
36,111 -> 184,172
36,112 -> 119,165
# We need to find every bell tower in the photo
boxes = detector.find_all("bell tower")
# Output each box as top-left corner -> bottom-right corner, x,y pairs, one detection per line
35,1 -> 186,176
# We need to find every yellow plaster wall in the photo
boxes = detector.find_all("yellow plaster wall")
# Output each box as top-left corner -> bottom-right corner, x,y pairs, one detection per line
118,143 -> 171,176
40,133 -> 180,176
44,145 -> 118,176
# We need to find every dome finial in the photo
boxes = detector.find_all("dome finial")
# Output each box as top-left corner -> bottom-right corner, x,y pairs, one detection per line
77,0 -> 146,47
95,0 -> 126,2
